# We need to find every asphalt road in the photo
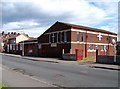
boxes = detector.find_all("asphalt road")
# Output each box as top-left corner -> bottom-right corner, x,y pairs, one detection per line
1,55 -> 119,87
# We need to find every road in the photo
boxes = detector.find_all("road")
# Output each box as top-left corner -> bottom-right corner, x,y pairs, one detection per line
1,54 -> 119,88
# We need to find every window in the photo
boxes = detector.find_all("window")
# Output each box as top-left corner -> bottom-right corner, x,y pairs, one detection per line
58,32 -> 60,43
7,45 -> 9,52
60,32 -> 62,43
81,32 -> 84,42
103,45 -> 106,51
64,31 -> 67,42
109,37 -> 112,43
88,44 -> 91,50
16,44 -> 18,50
91,44 -> 94,50
88,44 -> 95,50
57,33 -> 59,43
77,32 -> 80,42
49,34 -> 51,43
38,44 -> 41,49
95,45 -> 98,50
54,33 -> 57,43
20,44 -> 22,50
13,45 -> 15,50
51,33 -> 55,43
10,44 -> 12,50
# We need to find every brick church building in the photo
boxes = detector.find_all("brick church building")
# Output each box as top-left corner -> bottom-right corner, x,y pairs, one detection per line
38,21 -> 117,58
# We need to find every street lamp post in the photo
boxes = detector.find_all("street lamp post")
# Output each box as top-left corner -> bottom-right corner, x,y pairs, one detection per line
111,39 -> 116,64
114,44 -> 116,63
22,41 -> 24,56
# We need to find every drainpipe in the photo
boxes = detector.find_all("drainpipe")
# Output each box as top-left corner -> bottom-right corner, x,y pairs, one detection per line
85,30 -> 88,58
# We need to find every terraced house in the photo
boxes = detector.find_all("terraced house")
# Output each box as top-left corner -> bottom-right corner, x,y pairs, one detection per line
38,21 -> 117,59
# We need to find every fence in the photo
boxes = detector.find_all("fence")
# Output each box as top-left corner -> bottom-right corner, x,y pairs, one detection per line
62,49 -> 83,61
96,49 -> 120,65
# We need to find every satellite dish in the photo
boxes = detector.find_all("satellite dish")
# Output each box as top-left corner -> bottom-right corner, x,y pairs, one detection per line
111,39 -> 116,45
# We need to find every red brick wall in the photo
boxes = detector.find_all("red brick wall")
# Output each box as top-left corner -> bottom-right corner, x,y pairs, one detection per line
24,43 -> 38,56
40,43 -> 71,58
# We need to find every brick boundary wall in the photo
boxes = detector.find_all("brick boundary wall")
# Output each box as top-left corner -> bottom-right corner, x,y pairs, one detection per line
96,55 -> 120,65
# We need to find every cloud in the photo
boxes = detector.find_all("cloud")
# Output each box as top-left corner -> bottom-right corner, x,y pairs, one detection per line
1,0 -> 118,37
2,20 -> 39,30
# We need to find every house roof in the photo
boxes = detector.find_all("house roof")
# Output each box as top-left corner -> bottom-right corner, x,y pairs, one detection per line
8,34 -> 20,39
8,34 -> 29,40
38,21 -> 117,38
19,37 -> 37,43
58,21 -> 117,35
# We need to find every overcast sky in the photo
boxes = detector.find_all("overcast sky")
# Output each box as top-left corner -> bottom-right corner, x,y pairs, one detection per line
1,0 -> 119,39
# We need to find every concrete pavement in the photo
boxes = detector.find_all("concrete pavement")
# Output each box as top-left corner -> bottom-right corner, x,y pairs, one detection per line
2,64 -> 56,87
1,53 -> 120,71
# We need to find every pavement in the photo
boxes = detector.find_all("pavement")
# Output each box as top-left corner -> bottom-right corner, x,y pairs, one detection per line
1,53 -> 119,71
2,64 -> 56,87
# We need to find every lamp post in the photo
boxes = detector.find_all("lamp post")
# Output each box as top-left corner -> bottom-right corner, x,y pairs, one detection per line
111,39 -> 116,64
22,41 -> 24,56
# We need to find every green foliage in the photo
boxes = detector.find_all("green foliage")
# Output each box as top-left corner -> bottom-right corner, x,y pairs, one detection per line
0,83 -> 7,89
78,57 -> 95,62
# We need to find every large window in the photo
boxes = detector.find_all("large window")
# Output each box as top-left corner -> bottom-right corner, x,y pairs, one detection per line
91,44 -> 94,50
16,44 -> 18,50
58,32 -> 60,43
81,32 -> 84,42
7,45 -> 9,52
88,44 -> 95,50
49,31 -> 67,43
103,45 -> 107,51
88,44 -> 91,50
10,44 -> 12,50
13,45 -> 15,50
77,32 -> 80,42
64,31 -> 67,42
49,34 -> 51,43
57,33 -> 59,43
60,32 -> 62,43
20,44 -> 22,50
51,33 -> 55,43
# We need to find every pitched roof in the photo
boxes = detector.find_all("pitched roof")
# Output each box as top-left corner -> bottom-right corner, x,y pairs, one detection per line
57,21 -> 117,35
19,37 -> 37,43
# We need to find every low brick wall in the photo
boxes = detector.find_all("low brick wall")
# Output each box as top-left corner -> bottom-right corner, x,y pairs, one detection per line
62,54 -> 76,60
97,55 -> 120,65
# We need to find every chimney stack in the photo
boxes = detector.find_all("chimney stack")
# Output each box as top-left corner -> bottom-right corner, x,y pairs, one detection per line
14,32 -> 16,35
2,31 -> 4,35
11,32 -> 13,34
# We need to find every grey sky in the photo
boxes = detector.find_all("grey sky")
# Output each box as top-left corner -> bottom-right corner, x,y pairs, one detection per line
1,0 -> 119,39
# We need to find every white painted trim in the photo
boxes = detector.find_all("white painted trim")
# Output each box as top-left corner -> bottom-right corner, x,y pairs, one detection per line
20,42 -> 38,44
70,41 -> 113,46
71,28 -> 117,37
87,42 -> 113,46
40,41 -> 114,46
109,35 -> 117,37
44,28 -> 117,38
71,28 -> 86,32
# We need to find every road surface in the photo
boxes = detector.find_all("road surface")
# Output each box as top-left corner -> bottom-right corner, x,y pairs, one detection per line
1,54 -> 119,88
